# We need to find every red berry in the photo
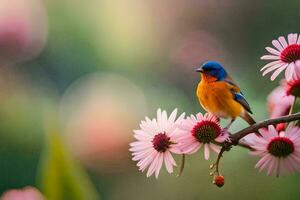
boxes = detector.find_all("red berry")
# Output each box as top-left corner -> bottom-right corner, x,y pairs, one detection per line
214,175 -> 224,187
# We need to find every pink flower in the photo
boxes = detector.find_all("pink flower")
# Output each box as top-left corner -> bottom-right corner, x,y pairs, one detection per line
129,108 -> 185,178
267,84 -> 294,131
267,83 -> 294,119
247,125 -> 300,176
1,186 -> 45,200
60,73 -> 148,173
176,113 -> 228,160
286,74 -> 300,97
261,33 -> 300,81
0,0 -> 48,63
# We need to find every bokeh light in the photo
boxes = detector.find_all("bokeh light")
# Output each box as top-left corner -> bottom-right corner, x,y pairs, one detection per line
60,73 -> 147,173
0,0 -> 47,64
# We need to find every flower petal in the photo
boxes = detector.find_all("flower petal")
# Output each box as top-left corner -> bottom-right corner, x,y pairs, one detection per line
288,33 -> 297,45
297,35 -> 300,44
155,153 -> 164,178
209,143 -> 221,153
164,151 -> 174,173
267,157 -> 275,176
266,47 -> 280,55
146,152 -> 160,177
261,55 -> 280,60
260,60 -> 282,71
168,108 -> 178,123
272,39 -> 283,51
285,62 -> 295,81
204,144 -> 210,160
278,36 -> 288,48
262,63 -> 284,76
270,64 -> 288,80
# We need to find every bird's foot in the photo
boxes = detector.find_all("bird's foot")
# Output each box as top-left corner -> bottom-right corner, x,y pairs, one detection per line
224,118 -> 236,131
228,135 -> 239,146
223,139 -> 232,151
224,124 -> 233,131
228,135 -> 234,142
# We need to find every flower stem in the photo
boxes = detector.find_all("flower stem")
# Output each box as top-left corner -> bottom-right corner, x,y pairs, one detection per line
177,154 -> 185,177
289,97 -> 297,116
215,148 -> 225,175
286,97 -> 297,128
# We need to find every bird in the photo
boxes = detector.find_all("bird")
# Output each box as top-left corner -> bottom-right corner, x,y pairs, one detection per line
196,61 -> 256,130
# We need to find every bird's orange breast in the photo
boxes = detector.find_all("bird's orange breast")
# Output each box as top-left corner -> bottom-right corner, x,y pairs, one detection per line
197,75 -> 243,118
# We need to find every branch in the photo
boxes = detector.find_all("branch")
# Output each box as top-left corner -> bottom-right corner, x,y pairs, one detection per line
210,141 -> 231,176
215,147 -> 225,175
212,112 -> 300,180
237,141 -> 255,151
231,112 -> 300,144
177,154 -> 185,177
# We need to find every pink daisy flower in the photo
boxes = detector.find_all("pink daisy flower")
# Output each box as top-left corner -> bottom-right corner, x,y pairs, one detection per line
177,113 -> 228,160
267,84 -> 294,131
267,83 -> 294,119
247,125 -> 300,176
261,33 -> 300,81
129,108 -> 185,178
286,74 -> 300,97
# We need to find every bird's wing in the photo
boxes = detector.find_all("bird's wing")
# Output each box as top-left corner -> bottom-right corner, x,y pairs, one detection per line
224,76 -> 253,114
223,75 -> 240,91
232,92 -> 253,114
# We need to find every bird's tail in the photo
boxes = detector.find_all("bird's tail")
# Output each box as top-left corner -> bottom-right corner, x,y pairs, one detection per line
242,112 -> 256,125
242,112 -> 262,137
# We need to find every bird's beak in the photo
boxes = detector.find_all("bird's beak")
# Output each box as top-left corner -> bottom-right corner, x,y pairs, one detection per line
196,67 -> 204,73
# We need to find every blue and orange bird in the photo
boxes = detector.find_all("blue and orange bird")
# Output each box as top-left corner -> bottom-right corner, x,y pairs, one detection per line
196,61 -> 255,129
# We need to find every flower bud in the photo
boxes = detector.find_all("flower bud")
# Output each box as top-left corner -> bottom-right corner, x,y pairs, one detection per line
213,175 -> 224,187
276,123 -> 286,132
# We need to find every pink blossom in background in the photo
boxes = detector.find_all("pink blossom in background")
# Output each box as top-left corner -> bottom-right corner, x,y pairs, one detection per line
0,0 -> 47,63
245,125 -> 300,176
176,113 -> 228,160
267,83 -> 294,118
60,73 -> 147,173
286,72 -> 300,97
1,186 -> 45,200
168,30 -> 229,88
129,108 -> 185,178
267,83 -> 294,131
261,33 -> 300,81
170,31 -> 227,74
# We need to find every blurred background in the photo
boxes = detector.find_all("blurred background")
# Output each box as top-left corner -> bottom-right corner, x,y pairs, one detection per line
1,0 -> 300,199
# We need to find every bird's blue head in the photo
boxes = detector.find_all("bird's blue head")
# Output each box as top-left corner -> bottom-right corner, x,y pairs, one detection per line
196,61 -> 227,81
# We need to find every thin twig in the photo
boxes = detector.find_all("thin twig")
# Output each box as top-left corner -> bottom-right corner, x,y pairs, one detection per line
215,147 -> 225,175
211,112 -> 300,177
231,112 -> 300,144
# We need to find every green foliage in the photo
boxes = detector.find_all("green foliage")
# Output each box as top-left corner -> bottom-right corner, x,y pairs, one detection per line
38,129 -> 101,200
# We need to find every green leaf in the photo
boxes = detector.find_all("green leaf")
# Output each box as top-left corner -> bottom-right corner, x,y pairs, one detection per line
37,127 -> 101,200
